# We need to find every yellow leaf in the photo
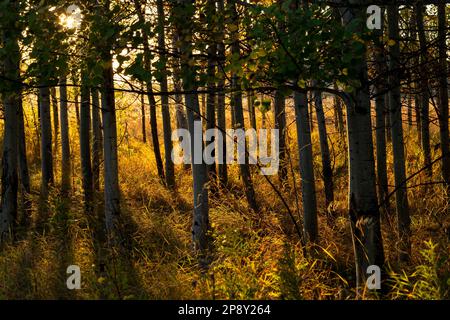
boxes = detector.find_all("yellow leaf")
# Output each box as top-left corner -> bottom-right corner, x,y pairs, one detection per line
249,64 -> 258,72
388,39 -> 396,46
297,79 -> 306,89
97,277 -> 107,284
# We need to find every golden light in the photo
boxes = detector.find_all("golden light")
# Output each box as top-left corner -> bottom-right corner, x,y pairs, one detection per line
59,5 -> 82,30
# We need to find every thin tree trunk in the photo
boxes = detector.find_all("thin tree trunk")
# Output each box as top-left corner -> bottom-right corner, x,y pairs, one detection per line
216,0 -> 228,187
51,87 -> 59,159
205,0 -> 217,182
92,88 -> 103,193
176,0 -> 209,264
75,94 -> 80,132
248,91 -> 257,130
140,85 -> 147,143
101,57 -> 121,241
274,91 -> 287,183
415,2 -> 432,178
39,86 -> 54,197
95,0 -> 122,242
294,91 -> 318,243
388,4 -> 411,262
230,0 -> 258,212
171,34 -> 188,133
133,0 -> 165,182
18,96 -> 30,195
171,32 -> 190,171
373,11 -> 389,214
80,78 -> 93,211
333,83 -> 345,137
59,76 -> 71,194
437,0 -> 450,191
313,86 -> 334,207
157,0 -> 175,188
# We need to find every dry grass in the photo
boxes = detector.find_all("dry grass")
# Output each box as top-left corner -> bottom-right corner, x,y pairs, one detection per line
0,97 -> 448,300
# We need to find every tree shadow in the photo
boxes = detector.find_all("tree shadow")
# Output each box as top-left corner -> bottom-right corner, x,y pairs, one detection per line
90,197 -> 149,299
46,195 -> 77,299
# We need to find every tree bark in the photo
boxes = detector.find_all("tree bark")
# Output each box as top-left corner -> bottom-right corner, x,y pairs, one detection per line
248,91 -> 257,130
51,87 -> 59,159
415,2 -> 432,178
373,10 -> 389,214
18,95 -> 30,195
388,4 -> 411,262
437,0 -> 450,191
133,0 -> 165,182
216,0 -> 228,187
59,76 -> 71,194
176,0 -> 210,264
274,91 -> 287,183
333,83 -> 345,137
157,0 -> 175,189
313,85 -> 334,207
205,0 -> 217,182
92,88 -> 103,192
39,86 -> 54,197
140,85 -> 147,143
1,3 -> 20,238
101,57 -> 121,241
294,91 -> 318,243
337,0 -> 385,294
230,0 -> 258,212
80,78 -> 93,211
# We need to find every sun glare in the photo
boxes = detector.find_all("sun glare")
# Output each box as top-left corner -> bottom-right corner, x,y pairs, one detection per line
59,5 -> 82,30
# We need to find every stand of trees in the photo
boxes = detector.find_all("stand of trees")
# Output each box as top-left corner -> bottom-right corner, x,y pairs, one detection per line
0,0 -> 448,298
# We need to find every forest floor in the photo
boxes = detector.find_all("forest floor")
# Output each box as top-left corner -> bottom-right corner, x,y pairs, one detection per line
0,106 -> 449,300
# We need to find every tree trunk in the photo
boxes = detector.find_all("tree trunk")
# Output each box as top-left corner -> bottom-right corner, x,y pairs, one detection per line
157,0 -> 175,189
133,0 -> 165,182
80,78 -> 93,211
171,32 -> 190,171
230,0 -> 258,212
415,2 -> 432,178
140,85 -> 147,143
171,34 -> 188,133
59,76 -> 71,194
51,87 -> 59,159
95,1 -> 122,242
74,94 -> 80,133
333,83 -> 345,137
176,0 -> 210,265
274,91 -> 287,183
337,1 -> 385,294
1,5 -> 20,238
294,91 -> 318,243
313,86 -> 334,207
18,96 -> 30,195
91,88 -> 103,193
388,4 -> 411,262
437,0 -> 450,191
248,91 -> 257,130
205,0 -> 217,183
39,86 -> 54,197
373,11 -> 389,214
216,0 -> 228,186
